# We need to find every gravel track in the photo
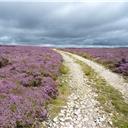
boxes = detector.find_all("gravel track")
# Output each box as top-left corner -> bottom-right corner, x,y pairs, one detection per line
43,50 -> 112,128
64,51 -> 128,102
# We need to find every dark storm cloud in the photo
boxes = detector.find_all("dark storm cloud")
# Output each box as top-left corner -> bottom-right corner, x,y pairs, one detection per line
0,2 -> 128,47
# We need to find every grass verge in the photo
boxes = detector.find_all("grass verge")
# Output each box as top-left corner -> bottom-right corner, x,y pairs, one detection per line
59,64 -> 69,74
76,59 -> 128,128
45,63 -> 70,118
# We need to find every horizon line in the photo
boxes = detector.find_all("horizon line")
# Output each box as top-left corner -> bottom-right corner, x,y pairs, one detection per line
1,43 -> 128,48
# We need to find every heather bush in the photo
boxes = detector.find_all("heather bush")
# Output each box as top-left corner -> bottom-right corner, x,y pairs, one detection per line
0,46 -> 63,127
0,56 -> 9,68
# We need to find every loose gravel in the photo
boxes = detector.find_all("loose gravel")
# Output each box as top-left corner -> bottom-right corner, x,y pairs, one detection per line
43,51 -> 112,128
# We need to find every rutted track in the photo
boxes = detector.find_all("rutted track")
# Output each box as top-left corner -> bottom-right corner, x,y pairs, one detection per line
64,51 -> 128,102
44,50 -> 112,128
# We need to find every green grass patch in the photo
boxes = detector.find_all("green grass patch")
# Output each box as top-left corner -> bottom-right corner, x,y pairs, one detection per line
76,60 -> 128,128
46,64 -> 70,118
124,76 -> 128,83
59,64 -> 69,74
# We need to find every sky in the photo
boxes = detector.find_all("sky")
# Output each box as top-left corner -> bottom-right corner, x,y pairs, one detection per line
0,1 -> 128,47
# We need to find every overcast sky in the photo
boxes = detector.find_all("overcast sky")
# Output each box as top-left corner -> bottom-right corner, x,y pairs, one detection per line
0,1 -> 128,47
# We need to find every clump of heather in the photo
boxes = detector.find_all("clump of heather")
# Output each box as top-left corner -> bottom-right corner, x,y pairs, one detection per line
0,56 -> 9,68
64,48 -> 128,77
0,46 -> 62,127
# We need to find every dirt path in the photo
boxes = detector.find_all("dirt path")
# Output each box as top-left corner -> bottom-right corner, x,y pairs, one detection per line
62,51 -> 128,102
44,50 -> 112,128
